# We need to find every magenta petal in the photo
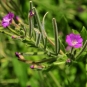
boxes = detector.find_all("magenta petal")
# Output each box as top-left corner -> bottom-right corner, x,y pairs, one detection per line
77,38 -> 83,43
66,35 -> 71,43
69,33 -> 76,39
74,43 -> 82,48
8,12 -> 14,18
2,12 -> 14,28
2,22 -> 9,28
66,35 -> 73,46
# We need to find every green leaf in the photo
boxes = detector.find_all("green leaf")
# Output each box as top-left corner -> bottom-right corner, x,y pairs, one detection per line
59,39 -> 65,53
76,52 -> 87,61
52,18 -> 60,55
72,29 -> 79,34
22,39 -> 35,46
75,40 -> 87,59
43,65 -> 58,72
35,32 -> 41,47
80,26 -> 87,43
58,16 -> 71,35
42,12 -> 48,49
12,58 -> 28,87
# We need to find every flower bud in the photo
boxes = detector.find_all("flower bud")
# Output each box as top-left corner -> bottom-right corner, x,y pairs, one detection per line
12,35 -> 20,39
30,64 -> 45,70
30,65 -> 34,69
15,52 -> 24,60
15,16 -> 22,23
29,10 -> 34,17
66,59 -> 71,63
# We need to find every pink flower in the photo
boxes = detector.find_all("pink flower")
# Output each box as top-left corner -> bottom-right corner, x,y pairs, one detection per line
2,12 -> 14,28
66,33 -> 83,48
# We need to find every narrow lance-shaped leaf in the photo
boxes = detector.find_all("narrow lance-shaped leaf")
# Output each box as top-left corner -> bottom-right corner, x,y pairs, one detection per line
42,12 -> 48,35
28,1 -> 34,38
22,51 -> 46,56
43,37 -> 47,49
52,18 -> 60,55
80,26 -> 87,43
72,29 -> 79,34
75,40 -> 87,60
33,7 -> 45,45
35,31 -> 41,47
42,12 -> 48,49
59,39 -> 65,53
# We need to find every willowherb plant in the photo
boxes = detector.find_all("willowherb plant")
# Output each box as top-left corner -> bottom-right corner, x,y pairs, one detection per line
0,1 -> 87,87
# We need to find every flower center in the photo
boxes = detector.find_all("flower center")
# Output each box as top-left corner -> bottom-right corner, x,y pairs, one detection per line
72,40 -> 78,45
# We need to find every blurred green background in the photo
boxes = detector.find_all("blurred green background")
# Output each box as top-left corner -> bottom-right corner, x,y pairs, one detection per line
0,0 -> 86,87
